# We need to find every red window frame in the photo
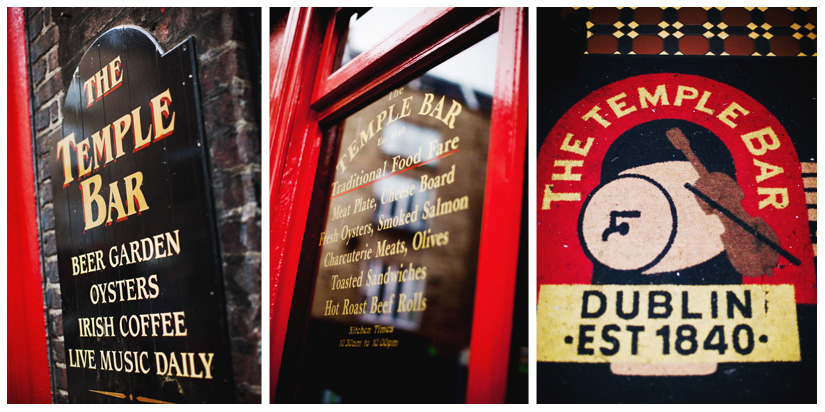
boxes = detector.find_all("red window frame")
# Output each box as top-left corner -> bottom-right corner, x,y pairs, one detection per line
269,7 -> 527,403
7,6 -> 53,403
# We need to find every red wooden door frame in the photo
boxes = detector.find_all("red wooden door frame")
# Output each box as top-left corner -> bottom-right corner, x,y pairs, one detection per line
465,8 -> 527,403
269,7 -> 527,403
7,6 -> 53,404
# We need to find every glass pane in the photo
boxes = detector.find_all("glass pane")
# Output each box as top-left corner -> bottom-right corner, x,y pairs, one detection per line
339,7 -> 427,68
298,33 -> 498,403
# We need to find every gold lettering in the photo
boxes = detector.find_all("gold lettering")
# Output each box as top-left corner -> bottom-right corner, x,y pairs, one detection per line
607,92 -> 637,118
638,85 -> 669,108
674,85 -> 698,106
717,102 -> 750,128
542,184 -> 580,210
695,91 -> 715,114
741,126 -> 780,156
560,133 -> 594,156
582,105 -> 611,128
81,175 -> 106,231
55,133 -> 77,187
552,160 -> 584,181
758,188 -> 789,210
753,159 -> 784,183
91,125 -> 114,171
150,89 -> 175,140
123,171 -> 149,216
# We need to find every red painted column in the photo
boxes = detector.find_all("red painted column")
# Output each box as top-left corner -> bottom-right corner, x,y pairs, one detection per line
466,7 -> 528,404
7,7 -> 53,404
269,8 -> 326,397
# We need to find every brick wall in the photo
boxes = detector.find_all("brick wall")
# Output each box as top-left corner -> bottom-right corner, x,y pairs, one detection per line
25,7 -> 261,403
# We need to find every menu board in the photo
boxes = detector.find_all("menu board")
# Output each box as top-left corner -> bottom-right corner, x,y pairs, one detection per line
283,38 -> 496,403
51,27 -> 234,403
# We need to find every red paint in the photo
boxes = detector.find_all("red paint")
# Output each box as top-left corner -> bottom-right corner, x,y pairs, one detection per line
537,73 -> 815,303
7,7 -> 53,404
270,7 -> 526,402
313,8 -> 457,105
466,8 -> 528,403
269,8 -> 326,396
313,8 -> 500,121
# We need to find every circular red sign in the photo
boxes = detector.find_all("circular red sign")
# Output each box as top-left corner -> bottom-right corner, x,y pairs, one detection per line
537,73 -> 815,304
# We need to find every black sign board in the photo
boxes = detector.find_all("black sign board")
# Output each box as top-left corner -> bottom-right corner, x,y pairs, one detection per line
51,27 -> 234,403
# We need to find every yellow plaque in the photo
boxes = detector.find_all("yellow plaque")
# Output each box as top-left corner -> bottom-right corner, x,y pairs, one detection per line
538,284 -> 800,363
